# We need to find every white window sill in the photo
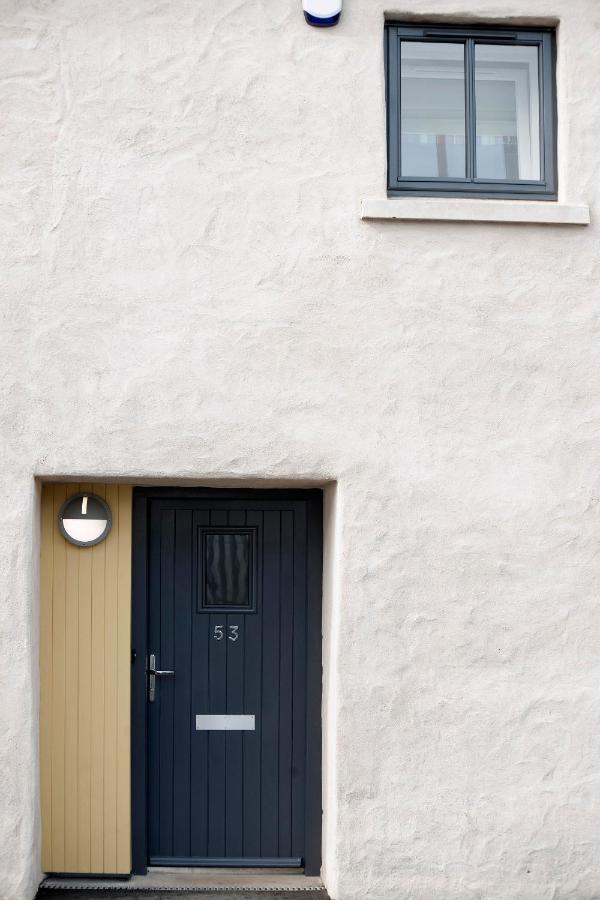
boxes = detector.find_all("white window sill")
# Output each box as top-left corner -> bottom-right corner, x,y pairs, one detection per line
361,197 -> 590,226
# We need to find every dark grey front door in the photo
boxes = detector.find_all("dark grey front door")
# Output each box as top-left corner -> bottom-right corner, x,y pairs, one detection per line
143,492 -> 322,872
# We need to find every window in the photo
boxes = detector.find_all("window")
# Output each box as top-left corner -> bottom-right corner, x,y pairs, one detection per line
198,528 -> 257,612
386,24 -> 556,199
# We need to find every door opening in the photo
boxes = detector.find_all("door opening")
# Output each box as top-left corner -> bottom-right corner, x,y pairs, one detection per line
131,489 -> 323,875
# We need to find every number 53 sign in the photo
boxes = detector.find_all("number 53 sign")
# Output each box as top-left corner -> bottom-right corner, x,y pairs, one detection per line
214,625 -> 239,642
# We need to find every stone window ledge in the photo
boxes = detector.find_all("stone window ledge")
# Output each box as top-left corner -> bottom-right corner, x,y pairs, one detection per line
361,197 -> 590,226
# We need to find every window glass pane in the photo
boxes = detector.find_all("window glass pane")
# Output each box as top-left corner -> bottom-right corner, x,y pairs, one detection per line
475,44 -> 541,181
400,41 -> 466,178
205,533 -> 251,608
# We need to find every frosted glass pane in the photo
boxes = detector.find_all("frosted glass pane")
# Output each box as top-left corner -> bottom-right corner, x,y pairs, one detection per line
205,533 -> 251,608
62,519 -> 107,542
475,44 -> 541,181
400,41 -> 466,178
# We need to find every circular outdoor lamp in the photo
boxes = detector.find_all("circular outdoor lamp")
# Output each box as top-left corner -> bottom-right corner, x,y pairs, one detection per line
58,493 -> 112,547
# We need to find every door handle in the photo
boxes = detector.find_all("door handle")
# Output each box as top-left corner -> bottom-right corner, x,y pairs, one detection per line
148,653 -> 175,702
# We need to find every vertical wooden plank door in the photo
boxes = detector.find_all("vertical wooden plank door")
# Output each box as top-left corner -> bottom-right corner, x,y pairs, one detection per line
40,483 -> 132,875
145,494 -> 322,871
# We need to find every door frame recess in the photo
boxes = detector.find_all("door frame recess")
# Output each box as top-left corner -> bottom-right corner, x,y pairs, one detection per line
130,487 -> 323,876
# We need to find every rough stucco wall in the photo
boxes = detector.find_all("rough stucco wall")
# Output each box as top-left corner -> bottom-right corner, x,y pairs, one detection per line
1,0 -> 600,898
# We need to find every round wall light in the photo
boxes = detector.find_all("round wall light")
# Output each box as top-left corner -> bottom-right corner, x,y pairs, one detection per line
58,493 -> 112,547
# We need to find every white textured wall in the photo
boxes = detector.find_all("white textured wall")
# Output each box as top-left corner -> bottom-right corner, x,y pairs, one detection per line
1,1 -> 600,898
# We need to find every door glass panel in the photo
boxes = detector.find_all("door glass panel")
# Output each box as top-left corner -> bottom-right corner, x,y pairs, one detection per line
205,532 -> 251,608
475,44 -> 541,181
400,41 -> 466,178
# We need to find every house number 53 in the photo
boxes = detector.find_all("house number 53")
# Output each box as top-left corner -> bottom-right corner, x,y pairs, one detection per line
214,625 -> 239,642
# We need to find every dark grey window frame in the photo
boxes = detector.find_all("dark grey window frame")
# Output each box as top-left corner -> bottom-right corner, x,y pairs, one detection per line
386,23 -> 557,199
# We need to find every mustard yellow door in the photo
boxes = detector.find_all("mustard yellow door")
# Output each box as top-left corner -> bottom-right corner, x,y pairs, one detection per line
40,483 -> 132,874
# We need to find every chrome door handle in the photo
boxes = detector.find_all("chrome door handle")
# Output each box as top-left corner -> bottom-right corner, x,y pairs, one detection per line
148,654 -> 175,702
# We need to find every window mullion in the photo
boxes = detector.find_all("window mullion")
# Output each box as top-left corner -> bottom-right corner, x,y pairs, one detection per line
465,38 -> 476,182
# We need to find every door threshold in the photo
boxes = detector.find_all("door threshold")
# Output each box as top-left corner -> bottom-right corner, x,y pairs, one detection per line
40,870 -> 324,892
149,866 -> 306,875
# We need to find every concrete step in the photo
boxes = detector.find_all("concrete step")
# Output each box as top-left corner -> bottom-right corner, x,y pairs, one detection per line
37,871 -> 328,899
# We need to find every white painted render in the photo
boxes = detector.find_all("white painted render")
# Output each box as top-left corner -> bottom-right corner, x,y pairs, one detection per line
0,1 -> 599,898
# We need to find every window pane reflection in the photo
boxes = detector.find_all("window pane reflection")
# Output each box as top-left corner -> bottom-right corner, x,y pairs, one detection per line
205,533 -> 251,608
475,44 -> 541,181
400,41 -> 466,178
